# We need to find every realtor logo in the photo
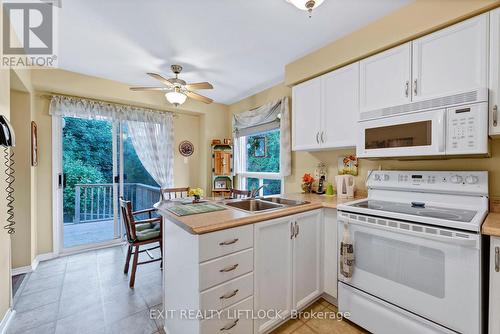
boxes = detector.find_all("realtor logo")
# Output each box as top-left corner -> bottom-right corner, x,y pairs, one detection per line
1,0 -> 59,67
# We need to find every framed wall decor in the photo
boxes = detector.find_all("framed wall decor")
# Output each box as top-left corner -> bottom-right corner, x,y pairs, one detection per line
31,121 -> 38,166
179,140 -> 194,157
214,180 -> 227,189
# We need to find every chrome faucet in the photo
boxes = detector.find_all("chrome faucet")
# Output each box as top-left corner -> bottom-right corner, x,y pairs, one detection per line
250,184 -> 268,198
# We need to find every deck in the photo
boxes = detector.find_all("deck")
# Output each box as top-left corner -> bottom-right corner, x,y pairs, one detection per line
64,220 -> 116,248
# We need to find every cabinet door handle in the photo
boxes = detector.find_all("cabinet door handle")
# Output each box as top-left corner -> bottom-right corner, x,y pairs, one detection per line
493,105 -> 498,127
413,79 -> 418,96
290,222 -> 294,239
220,289 -> 239,300
320,131 -> 325,143
316,132 -> 320,144
294,222 -> 299,238
219,264 -> 239,273
405,81 -> 409,97
219,238 -> 238,246
220,319 -> 239,331
496,247 -> 499,273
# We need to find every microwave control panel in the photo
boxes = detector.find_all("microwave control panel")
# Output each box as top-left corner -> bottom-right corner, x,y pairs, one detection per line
446,103 -> 488,155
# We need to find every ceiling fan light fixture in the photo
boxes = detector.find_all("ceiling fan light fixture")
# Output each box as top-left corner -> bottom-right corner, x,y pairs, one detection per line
287,0 -> 324,17
165,89 -> 187,107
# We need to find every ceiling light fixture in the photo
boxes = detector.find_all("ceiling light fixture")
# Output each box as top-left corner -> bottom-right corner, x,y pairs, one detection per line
287,0 -> 324,17
165,87 -> 187,107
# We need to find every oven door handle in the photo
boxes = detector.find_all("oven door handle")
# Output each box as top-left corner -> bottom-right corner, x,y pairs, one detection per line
341,218 -> 479,248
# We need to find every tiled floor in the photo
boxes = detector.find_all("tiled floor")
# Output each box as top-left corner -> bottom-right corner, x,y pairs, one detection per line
271,299 -> 369,334
10,245 -> 367,334
63,220 -> 115,248
8,245 -> 164,334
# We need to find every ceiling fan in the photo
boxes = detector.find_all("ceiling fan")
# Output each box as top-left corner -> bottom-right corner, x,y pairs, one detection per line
130,65 -> 214,106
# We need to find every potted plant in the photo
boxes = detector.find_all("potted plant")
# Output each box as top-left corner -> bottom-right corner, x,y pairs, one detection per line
188,188 -> 204,203
301,173 -> 314,193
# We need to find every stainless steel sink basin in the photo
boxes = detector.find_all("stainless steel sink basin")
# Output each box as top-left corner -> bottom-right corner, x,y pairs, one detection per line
222,197 -> 309,213
224,199 -> 284,212
261,197 -> 308,206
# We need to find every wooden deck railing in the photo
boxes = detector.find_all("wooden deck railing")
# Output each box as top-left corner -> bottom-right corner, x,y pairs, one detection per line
73,183 -> 160,224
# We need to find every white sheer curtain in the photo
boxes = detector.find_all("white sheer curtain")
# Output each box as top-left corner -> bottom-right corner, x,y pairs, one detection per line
126,117 -> 174,188
232,97 -> 291,177
49,95 -> 175,188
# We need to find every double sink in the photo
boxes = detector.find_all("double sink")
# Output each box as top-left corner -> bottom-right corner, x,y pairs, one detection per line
222,197 -> 308,213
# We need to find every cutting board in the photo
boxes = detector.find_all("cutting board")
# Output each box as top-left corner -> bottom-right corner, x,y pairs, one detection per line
167,203 -> 227,216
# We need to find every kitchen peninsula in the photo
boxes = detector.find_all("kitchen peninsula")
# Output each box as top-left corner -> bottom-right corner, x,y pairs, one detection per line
155,193 -> 358,334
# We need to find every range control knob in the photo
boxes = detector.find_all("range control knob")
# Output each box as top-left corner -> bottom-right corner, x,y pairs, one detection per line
383,174 -> 390,181
374,174 -> 381,181
450,175 -> 464,184
465,175 -> 479,184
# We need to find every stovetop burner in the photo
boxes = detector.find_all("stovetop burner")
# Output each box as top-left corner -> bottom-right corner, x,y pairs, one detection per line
350,200 -> 477,222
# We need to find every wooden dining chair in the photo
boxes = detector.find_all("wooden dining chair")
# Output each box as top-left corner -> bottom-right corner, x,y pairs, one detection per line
229,188 -> 251,199
120,197 -> 162,288
160,187 -> 190,201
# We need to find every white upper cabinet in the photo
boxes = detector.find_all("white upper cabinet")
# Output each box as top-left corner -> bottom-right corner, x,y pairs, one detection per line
292,78 -> 322,151
490,7 -> 500,137
412,14 -> 488,101
321,63 -> 359,149
360,43 -> 411,113
292,63 -> 359,151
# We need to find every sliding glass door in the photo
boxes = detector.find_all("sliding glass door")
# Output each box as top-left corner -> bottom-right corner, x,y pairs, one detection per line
60,116 -> 120,250
120,122 -> 160,219
55,117 -> 161,252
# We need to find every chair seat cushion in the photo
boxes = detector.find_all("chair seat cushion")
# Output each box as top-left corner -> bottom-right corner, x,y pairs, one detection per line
136,223 -> 153,232
136,222 -> 161,241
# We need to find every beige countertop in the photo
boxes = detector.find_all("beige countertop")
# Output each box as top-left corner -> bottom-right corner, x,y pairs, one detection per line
482,212 -> 500,237
155,193 -> 500,236
155,193 -> 363,235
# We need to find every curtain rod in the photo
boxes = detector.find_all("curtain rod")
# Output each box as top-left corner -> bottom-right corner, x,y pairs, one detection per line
41,92 -> 179,117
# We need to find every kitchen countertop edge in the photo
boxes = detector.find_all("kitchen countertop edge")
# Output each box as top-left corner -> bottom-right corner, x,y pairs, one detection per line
154,194 -> 358,235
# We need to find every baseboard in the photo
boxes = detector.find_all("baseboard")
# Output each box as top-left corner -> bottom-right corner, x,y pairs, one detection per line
11,253 -> 54,276
11,265 -> 31,276
321,292 -> 338,307
0,309 -> 15,334
36,252 -> 57,262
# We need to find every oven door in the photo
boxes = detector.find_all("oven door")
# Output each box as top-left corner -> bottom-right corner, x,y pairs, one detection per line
357,109 -> 445,158
337,212 -> 481,334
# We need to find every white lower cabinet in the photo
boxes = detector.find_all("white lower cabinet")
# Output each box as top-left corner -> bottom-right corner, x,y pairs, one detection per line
162,209 -> 329,334
490,237 -> 500,334
323,209 -> 337,300
254,210 -> 323,334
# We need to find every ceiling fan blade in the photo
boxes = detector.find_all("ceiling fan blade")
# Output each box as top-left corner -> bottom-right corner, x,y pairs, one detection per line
185,82 -> 213,90
147,72 -> 174,87
129,86 -> 168,91
186,91 -> 213,104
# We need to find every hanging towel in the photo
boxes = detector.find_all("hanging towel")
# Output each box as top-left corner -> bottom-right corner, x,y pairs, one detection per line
340,222 -> 355,280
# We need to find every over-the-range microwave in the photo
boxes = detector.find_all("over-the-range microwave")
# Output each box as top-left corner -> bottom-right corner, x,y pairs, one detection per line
357,89 -> 489,158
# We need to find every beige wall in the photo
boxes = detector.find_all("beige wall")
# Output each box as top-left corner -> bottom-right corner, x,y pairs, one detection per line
29,69 -> 230,255
10,90 -> 32,269
286,0 -> 500,85
0,69 -> 12,326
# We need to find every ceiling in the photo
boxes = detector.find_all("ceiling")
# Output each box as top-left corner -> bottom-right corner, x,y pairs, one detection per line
58,0 -> 411,105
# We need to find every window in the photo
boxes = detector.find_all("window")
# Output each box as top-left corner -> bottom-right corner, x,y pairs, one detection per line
238,128 -> 282,196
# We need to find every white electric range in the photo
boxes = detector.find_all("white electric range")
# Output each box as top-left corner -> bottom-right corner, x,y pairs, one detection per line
337,171 -> 488,334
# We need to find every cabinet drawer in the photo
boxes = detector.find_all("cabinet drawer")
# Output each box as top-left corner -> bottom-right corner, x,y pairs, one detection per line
200,296 -> 253,334
200,272 -> 253,312
200,249 -> 253,291
200,225 -> 254,263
